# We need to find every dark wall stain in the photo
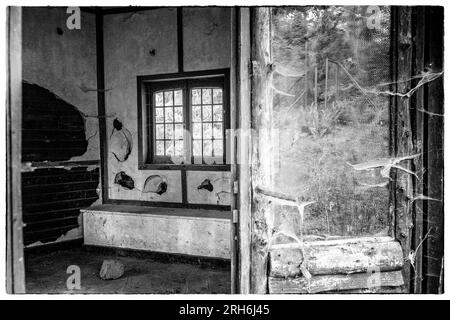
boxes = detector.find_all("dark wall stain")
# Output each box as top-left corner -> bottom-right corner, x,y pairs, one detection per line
22,167 -> 100,245
198,179 -> 214,192
114,171 -> 135,190
22,82 -> 88,162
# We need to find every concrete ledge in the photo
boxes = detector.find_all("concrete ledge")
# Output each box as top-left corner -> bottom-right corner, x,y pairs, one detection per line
82,205 -> 231,259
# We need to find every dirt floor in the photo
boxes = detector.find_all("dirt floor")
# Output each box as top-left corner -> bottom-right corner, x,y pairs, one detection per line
25,248 -> 231,294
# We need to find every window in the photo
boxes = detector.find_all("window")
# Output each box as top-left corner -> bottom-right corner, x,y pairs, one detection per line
142,71 -> 228,166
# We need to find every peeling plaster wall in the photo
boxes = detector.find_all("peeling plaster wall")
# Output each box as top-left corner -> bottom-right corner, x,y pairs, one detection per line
104,8 -> 232,206
22,7 -> 99,161
21,7 -> 100,247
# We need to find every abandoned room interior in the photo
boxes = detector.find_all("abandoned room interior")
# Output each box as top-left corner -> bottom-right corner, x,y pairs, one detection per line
6,5 -> 444,294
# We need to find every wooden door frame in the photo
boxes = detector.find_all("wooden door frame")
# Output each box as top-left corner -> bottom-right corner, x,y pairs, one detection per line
6,6 -> 26,294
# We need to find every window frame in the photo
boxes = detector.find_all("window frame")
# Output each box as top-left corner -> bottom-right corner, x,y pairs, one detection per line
137,68 -> 231,171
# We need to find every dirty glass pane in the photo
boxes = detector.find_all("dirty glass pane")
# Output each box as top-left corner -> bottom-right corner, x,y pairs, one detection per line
192,105 -> 202,122
202,105 -> 212,121
193,140 -> 202,156
213,88 -> 223,104
192,123 -> 202,139
174,140 -> 184,156
213,140 -> 223,157
174,124 -> 184,139
202,123 -> 212,139
202,88 -> 212,104
192,89 -> 201,105
213,123 -> 222,139
165,140 -> 174,156
155,108 -> 164,123
165,124 -> 174,140
164,91 -> 173,106
174,89 -> 183,105
213,105 -> 223,121
155,124 -> 165,139
155,92 -> 164,106
270,6 -> 391,240
164,107 -> 173,123
156,141 -> 165,155
174,107 -> 183,122
203,140 -> 213,156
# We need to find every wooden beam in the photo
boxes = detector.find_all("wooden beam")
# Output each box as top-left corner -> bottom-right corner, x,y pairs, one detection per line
268,270 -> 404,294
96,12 -> 108,204
237,7 -> 252,294
250,7 -> 273,294
269,237 -> 404,278
410,6 -> 426,294
423,6 -> 444,294
392,6 -> 414,293
6,6 -> 26,293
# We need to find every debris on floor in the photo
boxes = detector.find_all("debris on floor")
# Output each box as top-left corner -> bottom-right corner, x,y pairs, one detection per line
99,259 -> 125,280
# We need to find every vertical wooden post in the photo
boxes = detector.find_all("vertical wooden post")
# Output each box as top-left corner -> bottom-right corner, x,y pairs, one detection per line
392,6 -> 414,293
237,7 -> 252,294
423,6 -> 444,294
6,6 -> 26,293
250,7 -> 273,294
411,6 -> 426,294
229,6 -> 238,294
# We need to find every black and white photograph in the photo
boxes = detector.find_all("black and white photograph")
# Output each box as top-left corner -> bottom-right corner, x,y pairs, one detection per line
3,2 -> 446,300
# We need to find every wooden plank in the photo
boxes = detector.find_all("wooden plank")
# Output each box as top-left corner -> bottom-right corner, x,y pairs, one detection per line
392,6 -> 415,293
250,7 -> 273,294
229,6 -> 238,294
410,6 -> 426,294
268,271 -> 404,294
423,6 -> 444,294
269,238 -> 403,278
6,6 -> 26,293
237,7 -> 252,294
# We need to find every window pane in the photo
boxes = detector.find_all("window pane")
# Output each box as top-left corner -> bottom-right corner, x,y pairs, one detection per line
174,90 -> 183,105
192,89 -> 201,105
165,124 -> 174,139
165,107 -> 173,123
202,89 -> 212,104
174,124 -> 184,139
213,140 -> 223,157
155,108 -> 164,123
202,105 -> 212,121
202,123 -> 212,139
192,105 -> 202,122
213,123 -> 223,139
165,140 -> 174,156
155,124 -> 164,139
213,105 -> 223,121
155,141 -> 165,155
174,140 -> 184,156
193,140 -> 202,156
203,140 -> 212,157
155,92 -> 164,106
192,123 -> 202,139
164,91 -> 173,106
270,6 -> 391,239
174,107 -> 183,122
213,89 -> 223,104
